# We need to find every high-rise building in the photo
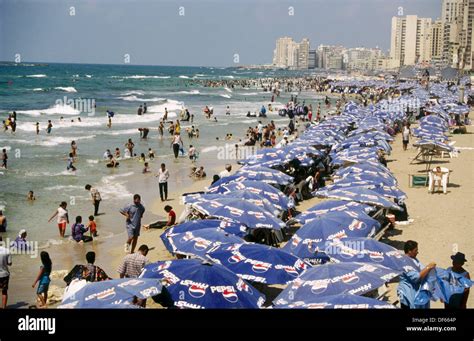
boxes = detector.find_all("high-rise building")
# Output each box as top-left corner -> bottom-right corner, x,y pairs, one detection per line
431,20 -> 445,63
390,15 -> 433,66
440,0 -> 474,70
272,37 -> 311,69
346,47 -> 383,70
308,50 -> 317,69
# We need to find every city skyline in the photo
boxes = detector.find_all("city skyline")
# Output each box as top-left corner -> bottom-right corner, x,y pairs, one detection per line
0,0 -> 441,67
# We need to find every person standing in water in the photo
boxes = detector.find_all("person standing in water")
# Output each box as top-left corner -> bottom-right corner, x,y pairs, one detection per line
71,141 -> 78,157
85,184 -> 102,216
35,122 -> 40,135
1,149 -> 7,169
171,133 -> 183,159
120,194 -> 145,254
32,251 -> 52,308
46,120 -> 53,134
163,108 -> 168,121
158,121 -> 164,139
143,103 -> 147,114
48,201 -> 69,237
156,163 -> 169,202
66,153 -> 76,172
137,105 -> 143,116
125,138 -> 135,156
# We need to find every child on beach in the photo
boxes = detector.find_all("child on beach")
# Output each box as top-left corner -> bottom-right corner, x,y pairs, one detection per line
87,215 -> 98,237
32,251 -> 52,308
27,191 -> 36,201
188,145 -> 197,162
35,122 -> 40,135
139,153 -> 146,162
48,202 -> 69,237
148,148 -> 155,160
66,152 -> 76,172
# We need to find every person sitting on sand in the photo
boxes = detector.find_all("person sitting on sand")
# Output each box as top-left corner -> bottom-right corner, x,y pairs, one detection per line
144,206 -> 176,230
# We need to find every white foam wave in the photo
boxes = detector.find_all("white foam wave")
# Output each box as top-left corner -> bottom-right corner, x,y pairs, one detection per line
85,75 -> 92,78
54,87 -> 77,93
111,75 -> 171,79
26,74 -> 47,78
118,95 -> 165,102
17,104 -> 80,117
44,185 -> 84,191
0,146 -> 11,151
32,88 -> 44,91
224,87 -> 233,93
220,94 -> 231,99
121,90 -> 145,96
178,90 -> 200,95
179,75 -> 190,79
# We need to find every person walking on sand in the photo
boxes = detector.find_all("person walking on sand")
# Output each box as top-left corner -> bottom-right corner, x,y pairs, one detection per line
171,133 -> 183,159
156,163 -> 169,202
0,236 -> 12,309
402,123 -> 410,151
85,184 -> 102,216
48,201 -> 69,237
120,194 -> 145,254
32,251 -> 52,308
397,240 -> 436,309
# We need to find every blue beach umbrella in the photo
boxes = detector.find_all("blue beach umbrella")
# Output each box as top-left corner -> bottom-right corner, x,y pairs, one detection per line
58,278 -> 163,309
189,198 -> 286,230
413,139 -> 453,151
323,238 -> 417,272
294,200 -> 375,224
160,219 -> 248,252
164,228 -> 245,258
314,187 -> 402,211
273,262 -> 400,304
273,293 -> 396,309
140,259 -> 265,309
183,191 -> 279,215
207,180 -> 290,210
282,211 -> 380,261
206,243 -> 310,285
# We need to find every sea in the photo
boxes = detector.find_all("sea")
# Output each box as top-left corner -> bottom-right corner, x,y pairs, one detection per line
0,63 -> 335,306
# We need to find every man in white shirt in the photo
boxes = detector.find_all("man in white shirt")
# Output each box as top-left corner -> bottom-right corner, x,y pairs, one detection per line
219,164 -> 232,178
257,121 -> 264,142
0,236 -> 12,308
156,163 -> 170,201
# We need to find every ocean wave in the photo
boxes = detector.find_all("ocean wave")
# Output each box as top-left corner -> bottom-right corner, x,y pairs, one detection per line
179,75 -> 190,79
178,90 -> 200,95
25,170 -> 77,177
26,74 -> 47,78
86,159 -> 100,164
121,90 -> 144,96
118,95 -> 166,102
111,75 -> 171,79
85,74 -> 92,78
10,135 -> 96,147
54,87 -> 78,93
222,75 -> 235,79
99,172 -> 133,200
99,128 -> 139,136
224,87 -> 233,93
32,88 -> 44,92
16,104 -> 80,117
219,94 -> 231,99
44,185 -> 84,191
0,146 -> 11,151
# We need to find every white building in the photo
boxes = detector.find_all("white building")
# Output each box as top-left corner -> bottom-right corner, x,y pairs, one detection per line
272,37 -> 311,69
390,15 -> 433,66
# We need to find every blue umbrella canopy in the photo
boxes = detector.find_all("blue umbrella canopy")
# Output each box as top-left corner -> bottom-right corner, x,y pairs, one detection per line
334,161 -> 392,178
140,259 -> 265,309
318,182 -> 406,200
239,148 -> 286,166
58,278 -> 163,309
206,243 -> 310,285
164,228 -> 245,258
160,219 -> 248,252
323,238 -> 417,272
183,191 -> 279,215
314,187 -> 402,211
273,262 -> 400,305
189,198 -> 286,230
274,293 -> 396,309
413,139 -> 453,152
294,200 -> 375,224
236,165 -> 294,185
207,180 -> 290,210
282,211 -> 380,261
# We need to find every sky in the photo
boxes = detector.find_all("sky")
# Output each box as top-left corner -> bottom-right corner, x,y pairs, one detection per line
0,0 -> 442,67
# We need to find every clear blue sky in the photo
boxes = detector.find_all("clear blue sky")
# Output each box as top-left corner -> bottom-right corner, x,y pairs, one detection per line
0,0 -> 442,67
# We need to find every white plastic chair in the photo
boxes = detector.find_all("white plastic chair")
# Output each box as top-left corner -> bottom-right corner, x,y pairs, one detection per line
428,167 -> 450,194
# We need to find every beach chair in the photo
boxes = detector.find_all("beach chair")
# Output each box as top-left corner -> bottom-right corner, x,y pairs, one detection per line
408,174 -> 429,187
440,141 -> 458,158
428,167 -> 450,194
